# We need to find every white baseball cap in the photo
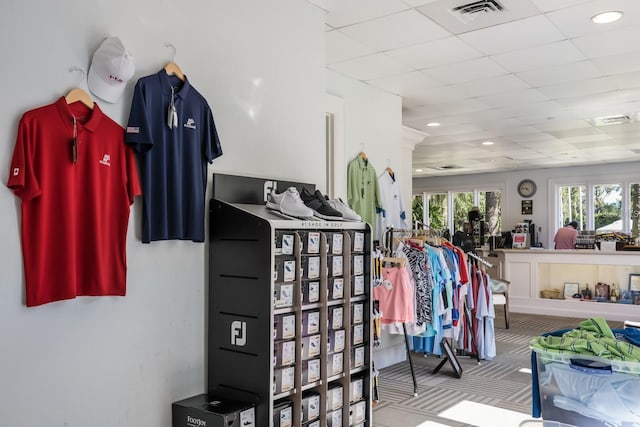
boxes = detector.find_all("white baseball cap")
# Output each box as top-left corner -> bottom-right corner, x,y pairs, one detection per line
88,36 -> 135,103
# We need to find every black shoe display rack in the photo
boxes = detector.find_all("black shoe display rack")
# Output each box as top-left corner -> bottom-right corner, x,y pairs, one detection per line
208,173 -> 372,426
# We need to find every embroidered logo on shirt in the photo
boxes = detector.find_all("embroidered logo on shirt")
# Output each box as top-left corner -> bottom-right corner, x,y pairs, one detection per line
126,126 -> 140,134
99,154 -> 111,167
184,118 -> 196,129
13,167 -> 20,176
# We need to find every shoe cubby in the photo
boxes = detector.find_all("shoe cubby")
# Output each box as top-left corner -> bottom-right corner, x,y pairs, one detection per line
208,173 -> 373,427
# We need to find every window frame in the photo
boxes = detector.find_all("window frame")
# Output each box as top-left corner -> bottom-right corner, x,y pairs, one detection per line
416,182 -> 505,235
549,174 -> 636,242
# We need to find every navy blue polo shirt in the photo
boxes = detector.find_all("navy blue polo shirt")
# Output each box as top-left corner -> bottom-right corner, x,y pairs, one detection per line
125,69 -> 222,243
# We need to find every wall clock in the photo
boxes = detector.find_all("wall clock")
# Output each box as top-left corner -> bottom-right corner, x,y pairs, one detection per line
517,179 -> 537,198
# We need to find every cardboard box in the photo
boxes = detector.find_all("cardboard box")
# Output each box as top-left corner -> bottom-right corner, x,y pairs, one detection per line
172,394 -> 255,427
301,280 -> 320,305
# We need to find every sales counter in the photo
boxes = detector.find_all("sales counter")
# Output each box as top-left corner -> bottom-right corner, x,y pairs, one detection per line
477,248 -> 640,321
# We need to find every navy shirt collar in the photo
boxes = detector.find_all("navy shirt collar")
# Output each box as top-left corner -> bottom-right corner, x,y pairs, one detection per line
157,68 -> 191,99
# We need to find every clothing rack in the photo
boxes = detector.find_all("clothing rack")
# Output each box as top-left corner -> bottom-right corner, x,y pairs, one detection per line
379,227 -> 418,397
467,251 -> 493,268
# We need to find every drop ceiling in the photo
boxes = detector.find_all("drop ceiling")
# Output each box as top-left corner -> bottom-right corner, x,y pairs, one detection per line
310,0 -> 640,177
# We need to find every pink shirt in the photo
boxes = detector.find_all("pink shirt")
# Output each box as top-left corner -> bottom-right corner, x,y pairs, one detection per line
554,226 -> 578,249
372,267 -> 415,324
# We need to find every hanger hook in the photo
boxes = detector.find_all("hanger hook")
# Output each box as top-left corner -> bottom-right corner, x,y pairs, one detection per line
165,42 -> 176,62
69,66 -> 85,86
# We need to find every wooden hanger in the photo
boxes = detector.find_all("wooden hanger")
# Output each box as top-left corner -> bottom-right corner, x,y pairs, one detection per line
65,88 -> 94,109
164,43 -> 185,81
65,67 -> 94,109
164,62 -> 185,81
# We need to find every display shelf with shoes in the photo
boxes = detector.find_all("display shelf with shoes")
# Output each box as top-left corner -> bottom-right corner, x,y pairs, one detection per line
300,187 -> 344,221
325,196 -> 361,222
266,187 -> 314,219
207,173 -> 373,427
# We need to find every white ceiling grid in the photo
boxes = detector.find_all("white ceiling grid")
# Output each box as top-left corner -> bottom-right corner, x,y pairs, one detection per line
313,0 -> 640,176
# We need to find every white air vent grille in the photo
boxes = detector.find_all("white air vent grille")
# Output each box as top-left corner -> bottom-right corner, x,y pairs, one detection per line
452,0 -> 504,16
590,113 -> 638,127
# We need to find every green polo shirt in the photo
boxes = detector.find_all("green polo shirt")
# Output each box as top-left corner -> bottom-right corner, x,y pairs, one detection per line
347,156 -> 382,237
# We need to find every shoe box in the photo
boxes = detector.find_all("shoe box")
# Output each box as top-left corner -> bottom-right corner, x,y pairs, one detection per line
327,305 -> 343,330
171,394 -> 255,427
327,277 -> 344,300
273,400 -> 292,427
326,384 -> 343,412
301,280 -> 320,304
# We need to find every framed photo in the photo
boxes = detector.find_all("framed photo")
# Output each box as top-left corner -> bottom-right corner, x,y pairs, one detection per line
629,274 -> 640,292
594,283 -> 610,300
563,282 -> 580,299
432,339 -> 463,378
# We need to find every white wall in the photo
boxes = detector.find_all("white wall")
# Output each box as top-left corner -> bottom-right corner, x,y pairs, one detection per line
0,1 -> 325,426
413,161 -> 640,249
326,70 -> 409,368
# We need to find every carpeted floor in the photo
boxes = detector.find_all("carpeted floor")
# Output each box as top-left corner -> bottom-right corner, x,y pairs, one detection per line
372,311 -> 624,427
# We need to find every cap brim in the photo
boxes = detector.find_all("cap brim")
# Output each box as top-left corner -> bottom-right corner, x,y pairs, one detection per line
88,66 -> 125,104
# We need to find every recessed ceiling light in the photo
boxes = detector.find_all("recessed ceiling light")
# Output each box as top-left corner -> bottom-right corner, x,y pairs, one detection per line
415,168 -> 423,172
590,11 -> 623,24
426,122 -> 440,127
482,141 -> 494,146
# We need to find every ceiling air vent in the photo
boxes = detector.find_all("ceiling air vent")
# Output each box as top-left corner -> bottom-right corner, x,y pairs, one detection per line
452,0 -> 504,17
435,164 -> 462,170
590,114 -> 636,126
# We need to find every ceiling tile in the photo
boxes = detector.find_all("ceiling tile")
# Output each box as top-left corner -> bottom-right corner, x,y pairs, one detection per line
490,40 -> 587,73
401,0 -> 438,6
339,9 -> 449,51
326,30 -> 377,64
366,71 -> 441,96
537,76 -> 622,99
421,57 -> 508,84
327,53 -> 412,80
533,119 -> 593,132
593,51 -> 640,75
545,0 -> 640,38
477,88 -> 550,108
402,84 -> 471,107
516,60 -> 602,87
416,0 -> 540,35
452,74 -> 531,98
573,25 -> 640,58
323,0 -> 410,28
529,0 -> 591,13
385,36 -> 482,69
457,15 -> 566,55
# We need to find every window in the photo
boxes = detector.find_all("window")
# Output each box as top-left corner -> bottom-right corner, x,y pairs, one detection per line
554,179 -> 638,238
415,189 -> 502,241
479,191 -> 501,236
594,184 -> 621,232
453,192 -> 473,233
631,183 -> 640,237
559,185 -> 586,229
427,193 -> 447,230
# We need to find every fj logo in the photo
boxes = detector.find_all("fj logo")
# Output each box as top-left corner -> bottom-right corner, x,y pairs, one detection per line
186,415 -> 206,427
263,180 -> 278,202
231,320 -> 247,347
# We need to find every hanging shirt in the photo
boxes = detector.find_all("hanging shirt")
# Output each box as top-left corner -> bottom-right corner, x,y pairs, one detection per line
373,266 -> 415,324
376,170 -> 407,242
347,156 -> 381,237
8,97 -> 141,306
126,69 -> 223,243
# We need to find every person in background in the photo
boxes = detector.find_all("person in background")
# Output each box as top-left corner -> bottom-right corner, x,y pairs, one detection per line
553,220 -> 579,249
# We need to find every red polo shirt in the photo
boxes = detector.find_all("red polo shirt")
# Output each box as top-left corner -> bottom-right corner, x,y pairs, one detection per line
7,97 -> 141,306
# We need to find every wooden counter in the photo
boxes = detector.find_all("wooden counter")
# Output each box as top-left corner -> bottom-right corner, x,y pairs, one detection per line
478,248 -> 640,322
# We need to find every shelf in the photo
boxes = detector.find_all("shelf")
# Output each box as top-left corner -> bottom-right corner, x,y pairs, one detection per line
301,381 -> 323,392
274,307 -> 295,315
